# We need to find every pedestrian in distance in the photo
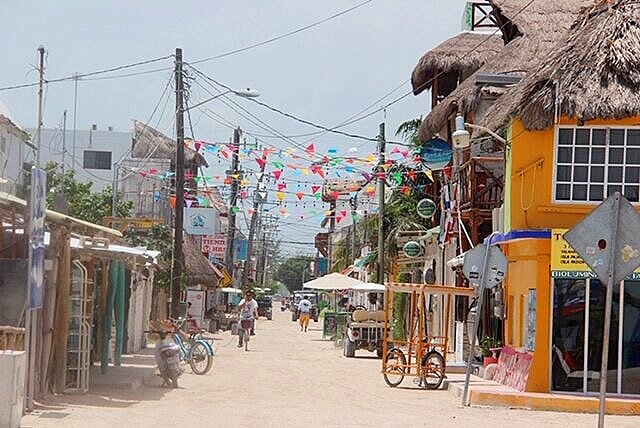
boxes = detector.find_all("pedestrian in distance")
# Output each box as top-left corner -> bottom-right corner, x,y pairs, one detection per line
237,290 -> 259,348
298,295 -> 312,332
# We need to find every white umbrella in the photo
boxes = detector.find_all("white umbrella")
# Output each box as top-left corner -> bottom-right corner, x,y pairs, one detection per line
303,272 -> 365,290
349,282 -> 385,292
219,287 -> 243,294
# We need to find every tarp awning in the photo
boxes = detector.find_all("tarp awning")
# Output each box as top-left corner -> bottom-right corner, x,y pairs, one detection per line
350,282 -> 385,292
303,272 -> 365,290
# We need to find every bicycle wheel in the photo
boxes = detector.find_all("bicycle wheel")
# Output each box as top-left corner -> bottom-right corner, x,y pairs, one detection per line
189,342 -> 213,375
383,348 -> 406,387
421,351 -> 445,390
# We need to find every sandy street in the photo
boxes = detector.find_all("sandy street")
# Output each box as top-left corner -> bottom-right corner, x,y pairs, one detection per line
22,308 -> 640,428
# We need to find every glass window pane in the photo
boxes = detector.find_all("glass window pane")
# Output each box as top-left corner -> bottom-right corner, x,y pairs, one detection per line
576,129 -> 590,146
609,166 -> 623,183
591,148 -> 606,164
610,147 -> 624,164
625,167 -> 640,183
611,129 -> 625,146
591,166 -> 605,182
608,185 -> 623,196
558,128 -> 574,146
624,186 -> 639,202
628,129 -> 640,146
558,147 -> 573,163
556,184 -> 571,200
592,129 -> 606,146
557,165 -> 572,182
586,280 -> 620,394
573,184 -> 587,201
552,279 -> 586,392
575,148 -> 589,163
589,185 -> 604,201
573,166 -> 588,182
621,281 -> 640,394
627,148 -> 640,165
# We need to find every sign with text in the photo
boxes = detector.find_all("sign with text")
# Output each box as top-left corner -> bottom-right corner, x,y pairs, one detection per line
28,167 -> 46,308
202,234 -> 226,258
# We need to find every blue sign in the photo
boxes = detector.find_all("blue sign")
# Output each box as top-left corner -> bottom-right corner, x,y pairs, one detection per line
420,138 -> 452,171
28,167 -> 46,308
234,239 -> 248,261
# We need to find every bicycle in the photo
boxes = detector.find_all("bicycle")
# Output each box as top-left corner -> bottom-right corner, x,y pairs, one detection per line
169,318 -> 214,375
239,318 -> 253,351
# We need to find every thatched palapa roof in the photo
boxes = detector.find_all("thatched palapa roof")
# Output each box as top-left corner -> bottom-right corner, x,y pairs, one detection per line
132,120 -> 207,167
497,0 -> 640,131
411,32 -> 503,95
183,236 -> 220,288
417,0 -> 592,142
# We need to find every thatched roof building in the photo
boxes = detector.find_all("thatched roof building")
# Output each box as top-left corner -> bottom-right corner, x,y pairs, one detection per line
490,0 -> 640,131
183,236 -> 220,288
417,0 -> 592,142
411,31 -> 503,96
131,120 -> 207,167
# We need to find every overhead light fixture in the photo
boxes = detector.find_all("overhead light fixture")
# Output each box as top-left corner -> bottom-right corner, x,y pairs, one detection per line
451,115 -> 471,149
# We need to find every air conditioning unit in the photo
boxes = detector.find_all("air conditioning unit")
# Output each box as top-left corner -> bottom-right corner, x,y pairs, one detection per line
492,205 -> 504,233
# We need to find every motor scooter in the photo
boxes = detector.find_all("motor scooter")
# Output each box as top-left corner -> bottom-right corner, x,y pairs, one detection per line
152,330 -> 183,388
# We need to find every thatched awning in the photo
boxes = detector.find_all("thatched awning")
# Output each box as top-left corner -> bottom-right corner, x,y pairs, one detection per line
183,236 -> 220,288
503,0 -> 640,131
411,32 -> 503,96
132,120 -> 207,167
416,0 -> 591,142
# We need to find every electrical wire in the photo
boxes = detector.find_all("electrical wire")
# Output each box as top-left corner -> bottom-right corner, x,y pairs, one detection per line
190,0 -> 375,64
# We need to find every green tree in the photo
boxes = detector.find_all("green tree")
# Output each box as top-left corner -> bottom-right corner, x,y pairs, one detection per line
123,223 -> 176,291
273,256 -> 313,292
42,161 -> 132,224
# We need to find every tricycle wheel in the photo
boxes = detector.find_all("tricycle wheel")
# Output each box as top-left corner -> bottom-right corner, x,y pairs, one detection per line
421,351 -> 445,390
383,348 -> 406,387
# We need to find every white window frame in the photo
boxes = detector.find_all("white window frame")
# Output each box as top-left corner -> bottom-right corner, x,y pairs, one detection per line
552,125 -> 640,204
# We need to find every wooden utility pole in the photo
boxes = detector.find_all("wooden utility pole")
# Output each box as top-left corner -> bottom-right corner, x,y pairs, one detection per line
377,123 -> 386,284
242,149 -> 267,290
171,47 -> 185,317
224,128 -> 242,277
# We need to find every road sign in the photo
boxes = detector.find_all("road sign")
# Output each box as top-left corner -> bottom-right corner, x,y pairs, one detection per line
416,198 -> 437,219
462,244 -> 508,289
564,193 -> 640,285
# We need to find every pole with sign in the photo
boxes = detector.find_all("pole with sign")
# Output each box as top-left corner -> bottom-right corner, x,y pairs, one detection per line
563,192 -> 640,428
461,236 -> 507,406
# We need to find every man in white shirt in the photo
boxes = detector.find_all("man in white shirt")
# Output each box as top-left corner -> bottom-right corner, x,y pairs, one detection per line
237,290 -> 259,348
298,295 -> 312,332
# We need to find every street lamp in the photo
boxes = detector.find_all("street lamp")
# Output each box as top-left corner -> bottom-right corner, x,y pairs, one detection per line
451,114 -> 507,148
186,88 -> 260,111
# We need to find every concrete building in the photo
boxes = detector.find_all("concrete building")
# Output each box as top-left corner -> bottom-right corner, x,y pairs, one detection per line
0,101 -> 30,196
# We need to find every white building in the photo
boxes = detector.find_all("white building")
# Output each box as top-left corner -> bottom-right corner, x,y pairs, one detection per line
29,124 -> 132,191
0,101 -> 30,196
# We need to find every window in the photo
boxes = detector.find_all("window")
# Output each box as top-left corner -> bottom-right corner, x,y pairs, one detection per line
555,127 -> 640,202
83,150 -> 112,170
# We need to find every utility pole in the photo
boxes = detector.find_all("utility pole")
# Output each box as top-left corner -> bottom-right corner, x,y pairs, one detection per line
71,73 -> 78,172
170,47 -> 185,317
242,149 -> 268,290
224,127 -> 242,279
54,111 -> 68,213
377,122 -> 386,284
61,110 -> 67,175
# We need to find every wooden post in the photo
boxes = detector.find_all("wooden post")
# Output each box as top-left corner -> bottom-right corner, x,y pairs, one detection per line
52,228 -> 71,394
102,260 -> 118,374
114,261 -> 125,366
39,229 -> 61,397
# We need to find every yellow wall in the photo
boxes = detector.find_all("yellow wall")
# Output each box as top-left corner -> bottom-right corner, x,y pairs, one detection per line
503,116 -> 640,392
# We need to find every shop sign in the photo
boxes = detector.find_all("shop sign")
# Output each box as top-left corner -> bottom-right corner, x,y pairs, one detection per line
403,241 -> 422,258
416,198 -> 437,219
202,234 -> 226,258
184,207 -> 217,235
551,228 -> 640,280
420,138 -> 452,171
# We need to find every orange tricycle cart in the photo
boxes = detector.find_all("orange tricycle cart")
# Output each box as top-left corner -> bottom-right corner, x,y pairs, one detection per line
381,282 -> 474,389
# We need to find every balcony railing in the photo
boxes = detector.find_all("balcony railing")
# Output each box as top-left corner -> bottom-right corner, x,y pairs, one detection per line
458,156 -> 504,211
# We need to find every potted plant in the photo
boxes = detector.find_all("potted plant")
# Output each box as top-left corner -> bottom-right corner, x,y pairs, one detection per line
480,336 -> 501,366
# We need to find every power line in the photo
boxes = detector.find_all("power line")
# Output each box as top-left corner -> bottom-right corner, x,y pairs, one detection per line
190,0 -> 375,64
0,55 -> 173,92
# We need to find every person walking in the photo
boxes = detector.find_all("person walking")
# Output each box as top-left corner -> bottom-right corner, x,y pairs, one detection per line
237,290 -> 259,348
298,295 -> 312,332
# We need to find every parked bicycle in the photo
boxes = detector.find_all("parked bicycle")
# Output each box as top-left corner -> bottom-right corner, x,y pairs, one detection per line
169,317 -> 214,375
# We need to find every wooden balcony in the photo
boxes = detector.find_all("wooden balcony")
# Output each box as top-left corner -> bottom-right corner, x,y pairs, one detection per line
458,156 -> 504,212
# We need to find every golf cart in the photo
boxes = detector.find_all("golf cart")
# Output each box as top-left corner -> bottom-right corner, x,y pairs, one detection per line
256,295 -> 273,320
291,290 -> 319,322
343,283 -> 387,358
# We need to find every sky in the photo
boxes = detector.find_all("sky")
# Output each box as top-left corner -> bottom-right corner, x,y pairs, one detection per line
0,0 -> 468,256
